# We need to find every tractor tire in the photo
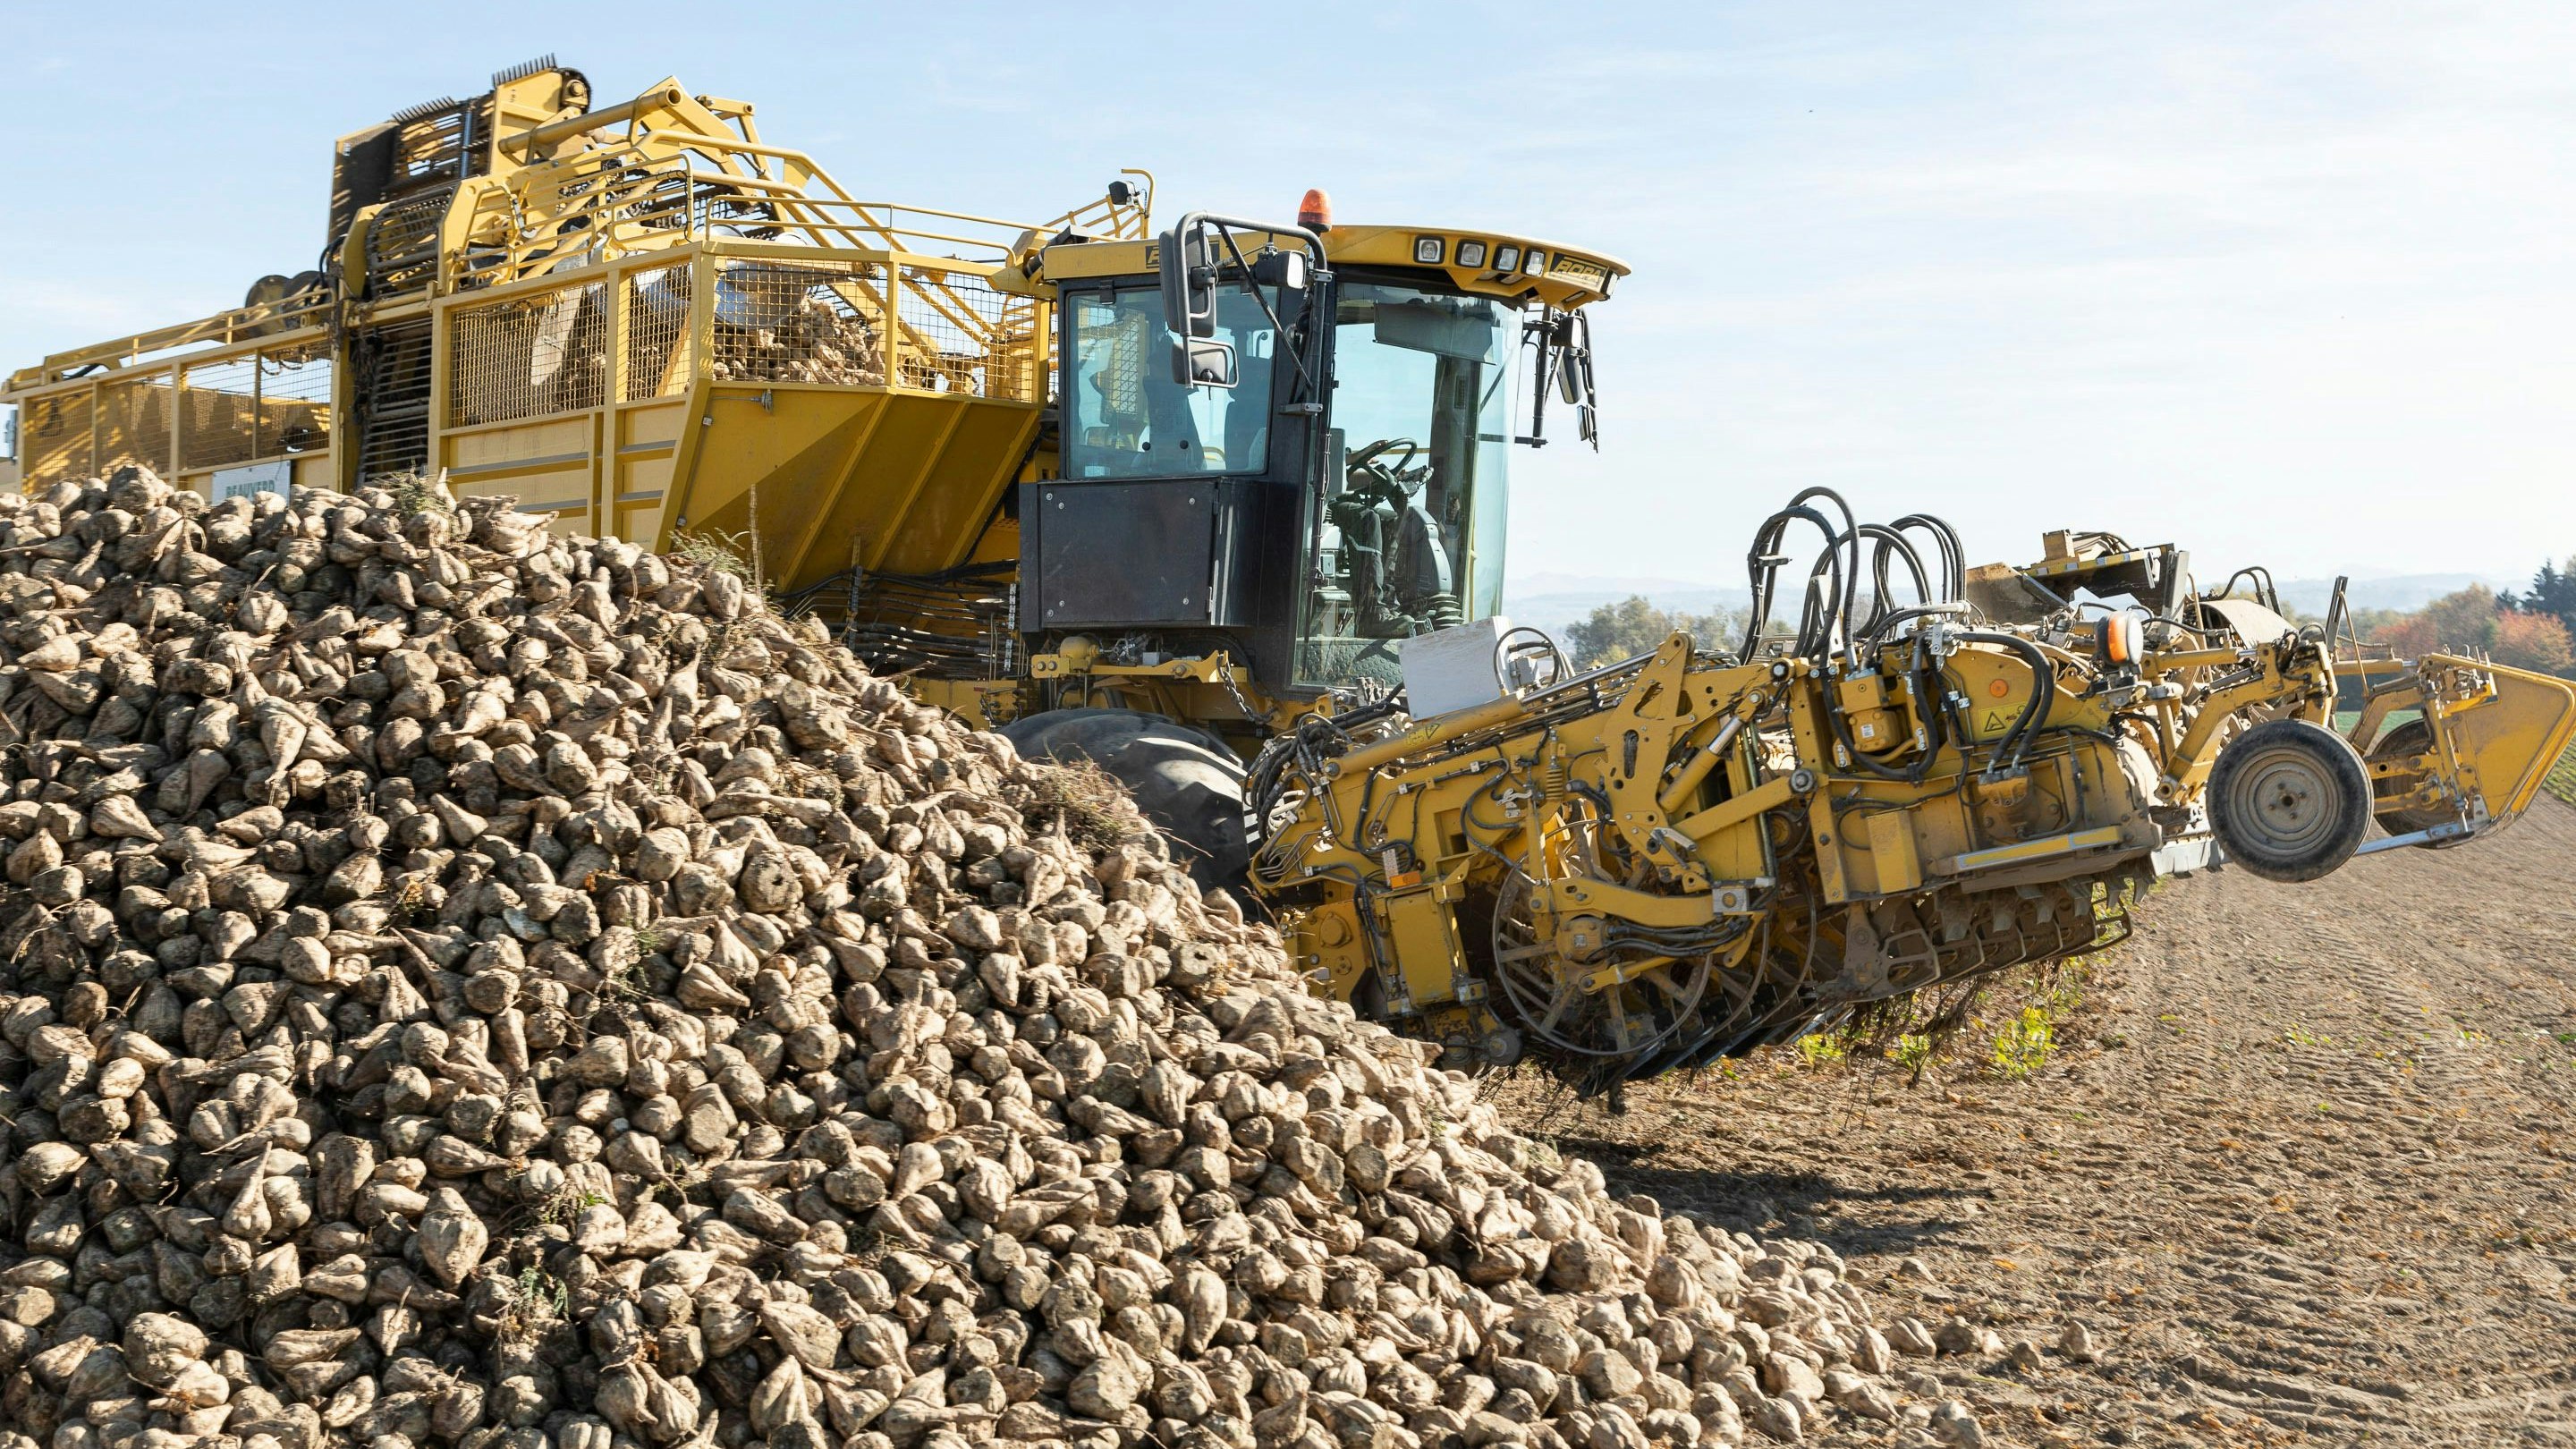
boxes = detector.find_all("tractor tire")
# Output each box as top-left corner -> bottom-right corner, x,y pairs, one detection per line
2366,719 -> 2459,844
2207,718 -> 2373,883
1002,708 -> 1250,890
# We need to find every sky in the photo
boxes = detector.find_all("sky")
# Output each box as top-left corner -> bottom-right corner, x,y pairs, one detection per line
4,0 -> 2572,593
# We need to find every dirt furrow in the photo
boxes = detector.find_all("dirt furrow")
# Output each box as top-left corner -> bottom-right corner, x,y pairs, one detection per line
1497,800 -> 2576,1445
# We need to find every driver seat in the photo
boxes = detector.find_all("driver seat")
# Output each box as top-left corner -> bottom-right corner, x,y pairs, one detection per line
1388,503 -> 1459,630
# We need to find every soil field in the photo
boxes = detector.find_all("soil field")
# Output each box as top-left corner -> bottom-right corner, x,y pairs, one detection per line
1496,798 -> 2576,1448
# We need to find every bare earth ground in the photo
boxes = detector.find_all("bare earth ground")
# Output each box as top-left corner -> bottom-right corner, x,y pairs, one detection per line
1493,797 -> 2576,1448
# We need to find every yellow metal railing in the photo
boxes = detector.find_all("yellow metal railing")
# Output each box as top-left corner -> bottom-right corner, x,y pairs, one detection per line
6,329 -> 335,488
697,250 -> 1043,402
8,75 -> 1094,487
451,111 -> 1146,296
455,144 -> 1048,292
439,243 -> 1044,432
7,292 -> 332,394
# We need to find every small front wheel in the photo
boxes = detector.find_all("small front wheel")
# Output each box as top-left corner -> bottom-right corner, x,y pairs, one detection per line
2207,718 -> 2373,882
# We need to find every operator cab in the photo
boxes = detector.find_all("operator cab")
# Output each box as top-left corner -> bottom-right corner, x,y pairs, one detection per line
1028,207 -> 1625,706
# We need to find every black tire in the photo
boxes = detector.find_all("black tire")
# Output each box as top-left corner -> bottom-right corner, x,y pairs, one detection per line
1002,708 -> 1250,889
2366,719 -> 2458,844
2207,718 -> 2373,883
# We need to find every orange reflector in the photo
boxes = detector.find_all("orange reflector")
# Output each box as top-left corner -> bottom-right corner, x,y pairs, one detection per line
1299,188 -> 1333,232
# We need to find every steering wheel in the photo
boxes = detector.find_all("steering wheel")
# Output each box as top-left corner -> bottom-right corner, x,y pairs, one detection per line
1347,437 -> 1429,497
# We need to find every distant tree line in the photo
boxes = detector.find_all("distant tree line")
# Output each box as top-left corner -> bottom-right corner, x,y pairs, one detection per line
2502,560 -> 2576,639
2363,561 -> 2575,676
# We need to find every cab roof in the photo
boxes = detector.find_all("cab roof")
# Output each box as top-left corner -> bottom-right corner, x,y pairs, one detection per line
1038,223 -> 1628,309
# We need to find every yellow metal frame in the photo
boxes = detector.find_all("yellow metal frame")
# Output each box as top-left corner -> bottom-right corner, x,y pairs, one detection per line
2344,653 -> 2576,826
1250,601 -> 2575,1067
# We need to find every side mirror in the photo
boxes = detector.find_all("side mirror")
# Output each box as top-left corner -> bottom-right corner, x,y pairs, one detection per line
1157,225 -> 1217,339
1169,335 -> 1238,388
1555,350 -> 1584,405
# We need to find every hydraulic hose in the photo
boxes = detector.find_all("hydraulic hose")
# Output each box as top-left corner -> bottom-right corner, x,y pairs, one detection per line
1890,513 -> 1965,605
1741,489 -> 1858,662
1852,522 -> 1932,640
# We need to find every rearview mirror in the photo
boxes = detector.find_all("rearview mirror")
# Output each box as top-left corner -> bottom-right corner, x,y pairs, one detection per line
1157,226 -> 1217,339
1556,350 -> 1584,405
1169,335 -> 1238,388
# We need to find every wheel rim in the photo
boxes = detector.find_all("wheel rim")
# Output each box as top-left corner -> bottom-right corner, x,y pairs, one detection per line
1487,866 -> 1713,1071
2226,744 -> 2340,856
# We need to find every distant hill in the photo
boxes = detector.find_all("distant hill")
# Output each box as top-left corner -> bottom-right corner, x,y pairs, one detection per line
1502,574 -> 1749,639
2272,572 -> 2523,617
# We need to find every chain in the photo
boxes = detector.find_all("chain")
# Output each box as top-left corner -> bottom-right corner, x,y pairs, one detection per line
1215,653 -> 1267,733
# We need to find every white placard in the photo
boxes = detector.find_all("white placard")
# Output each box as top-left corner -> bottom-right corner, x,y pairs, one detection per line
212,460 -> 293,502
1399,616 -> 1517,721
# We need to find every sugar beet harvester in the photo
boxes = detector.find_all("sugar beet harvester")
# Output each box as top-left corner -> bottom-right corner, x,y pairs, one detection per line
0,58 -> 1617,772
4,61 -> 2566,1088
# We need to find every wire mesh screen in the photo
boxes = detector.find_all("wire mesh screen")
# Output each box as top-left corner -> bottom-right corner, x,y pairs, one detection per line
260,352 -> 335,457
181,358 -> 260,471
450,280 -> 611,427
895,266 -> 1041,401
708,260 -> 888,385
98,374 -> 174,476
22,391 -> 91,484
625,263 -> 693,400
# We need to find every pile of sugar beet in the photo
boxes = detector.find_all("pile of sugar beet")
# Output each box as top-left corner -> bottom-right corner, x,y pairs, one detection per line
0,469 -> 1979,1449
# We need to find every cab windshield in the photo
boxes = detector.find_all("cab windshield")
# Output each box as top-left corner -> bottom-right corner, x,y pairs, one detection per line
1297,280 -> 1517,688
1063,284 -> 1279,478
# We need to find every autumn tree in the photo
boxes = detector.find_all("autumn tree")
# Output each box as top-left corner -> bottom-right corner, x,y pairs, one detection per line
2496,611 -> 2576,674
2370,583 -> 2574,677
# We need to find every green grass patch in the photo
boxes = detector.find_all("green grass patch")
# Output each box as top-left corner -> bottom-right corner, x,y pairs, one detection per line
1793,1025 -> 1859,1068
1781,952 -> 2097,1087
1989,1005 -> 2057,1080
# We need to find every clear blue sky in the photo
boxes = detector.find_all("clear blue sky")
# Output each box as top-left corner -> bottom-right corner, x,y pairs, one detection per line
6,1 -> 2572,590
